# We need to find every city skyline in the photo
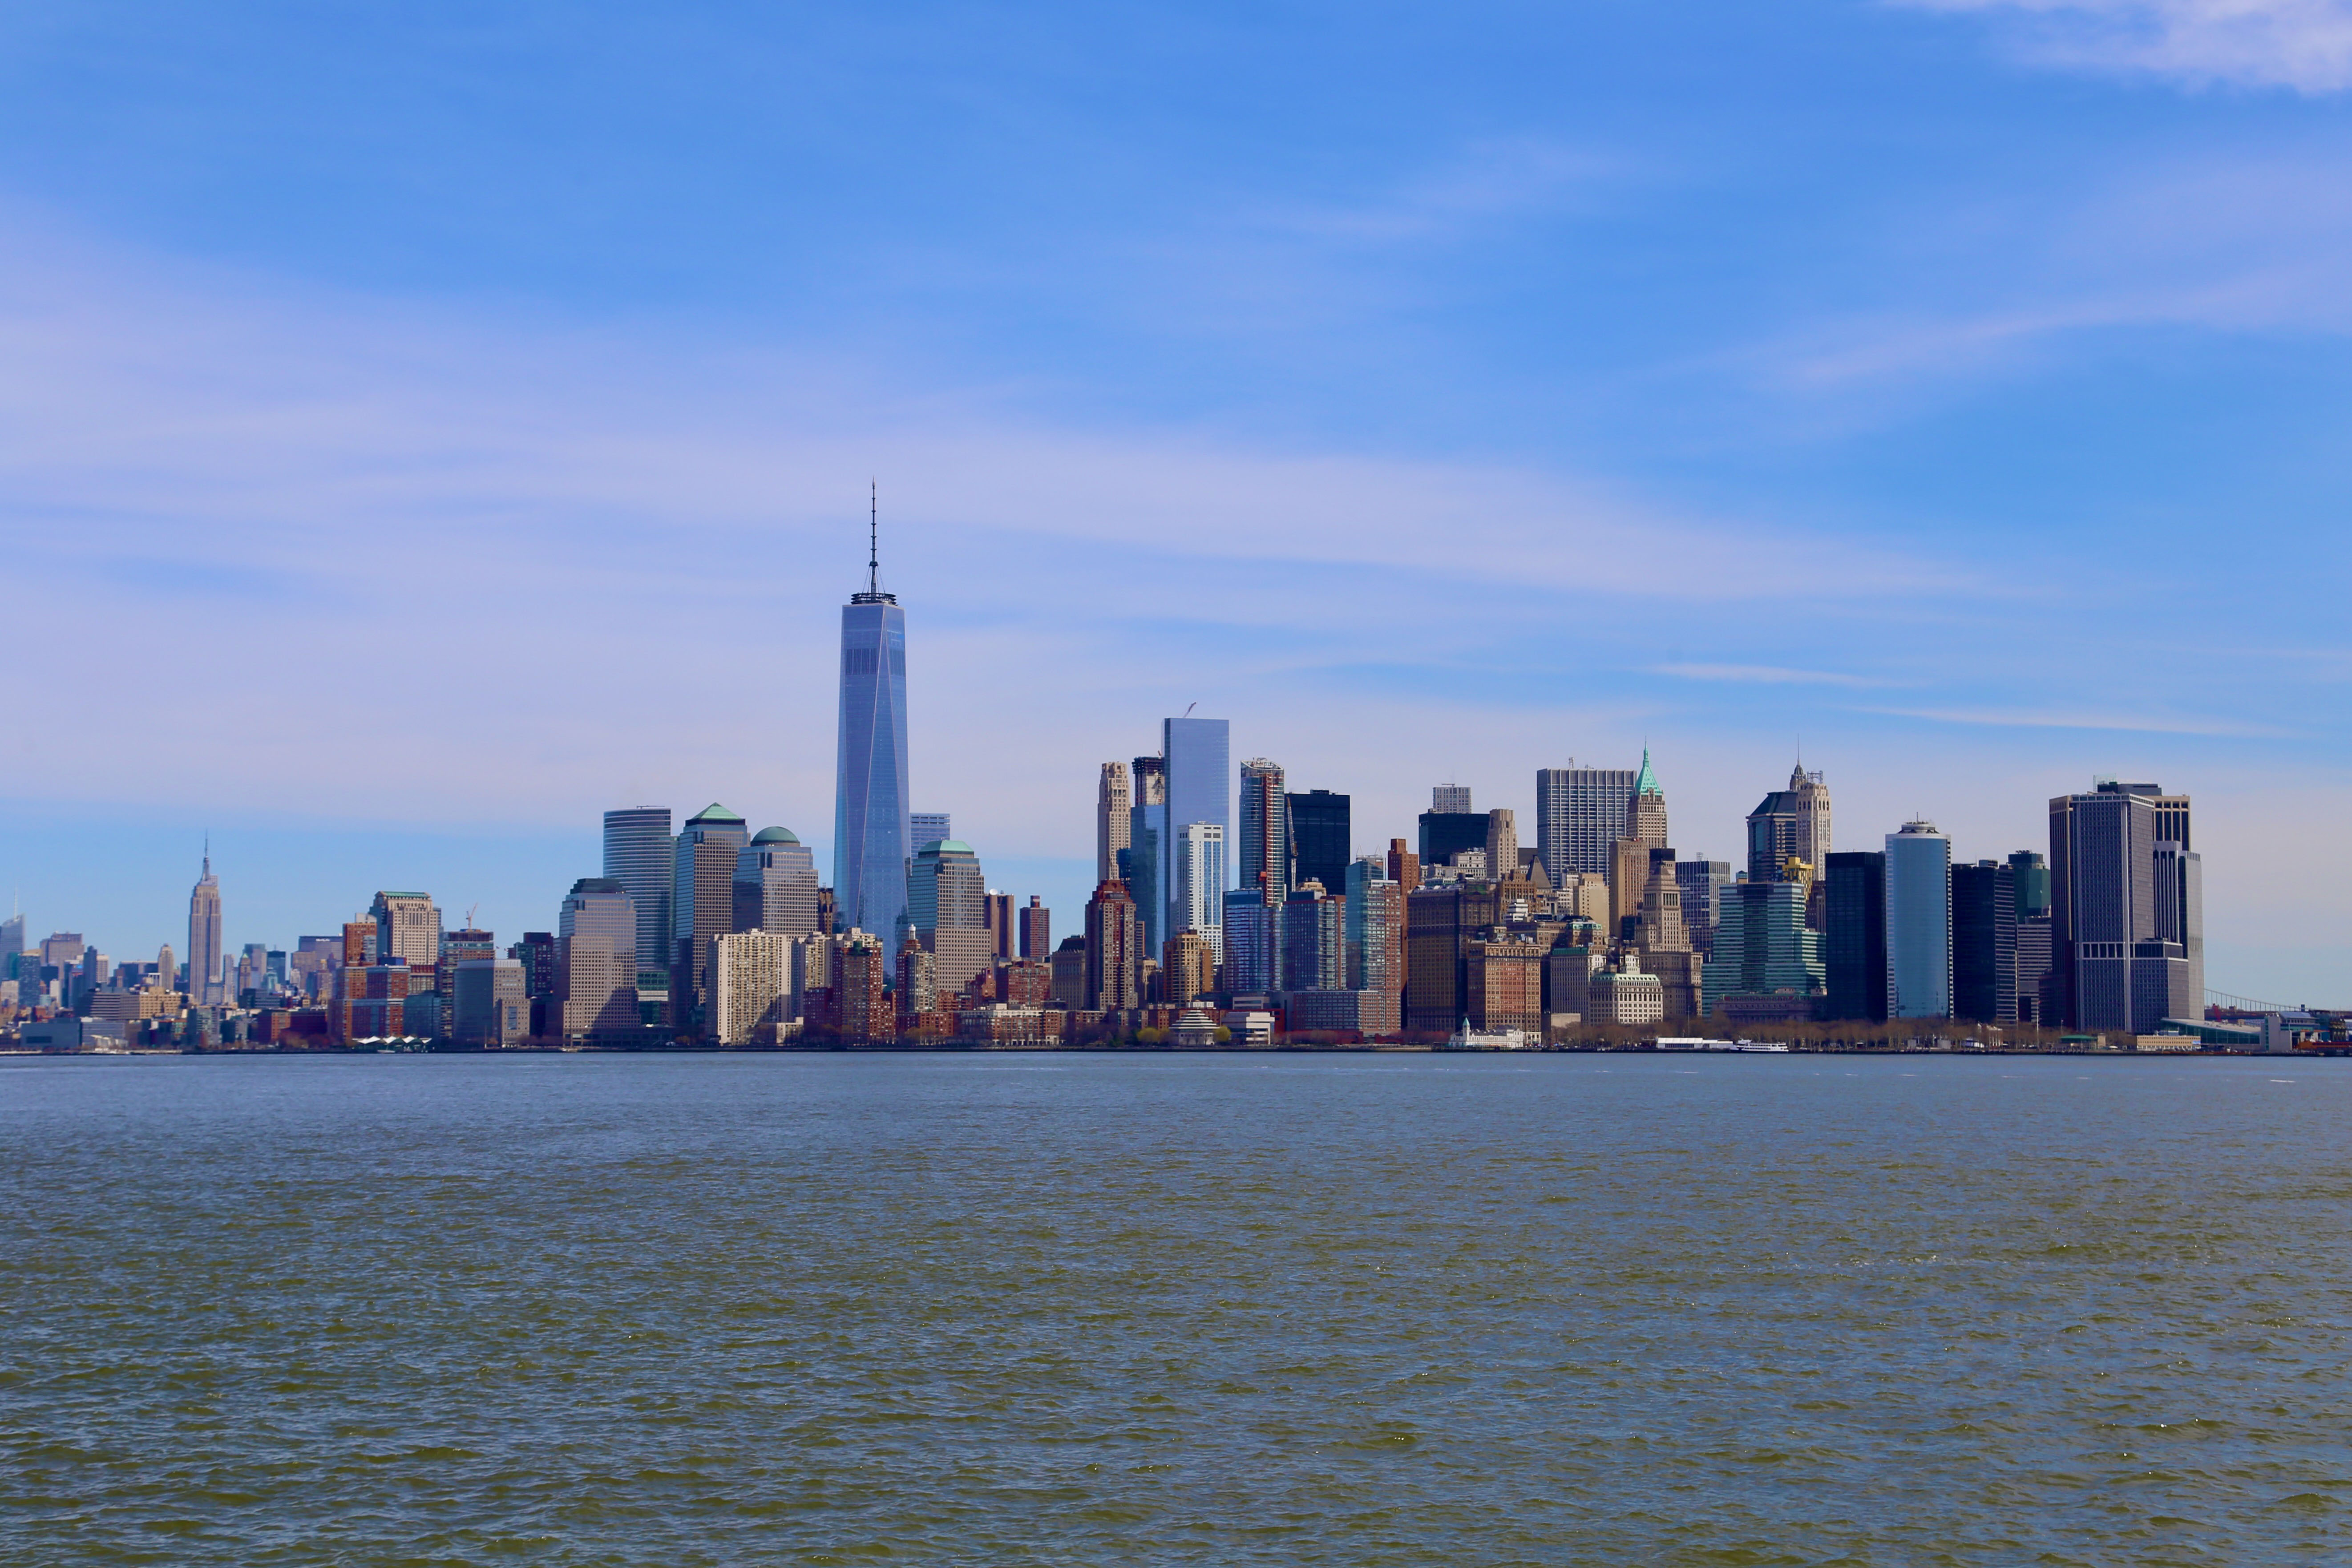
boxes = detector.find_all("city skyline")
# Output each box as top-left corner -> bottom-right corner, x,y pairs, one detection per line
3,5 -> 2350,1003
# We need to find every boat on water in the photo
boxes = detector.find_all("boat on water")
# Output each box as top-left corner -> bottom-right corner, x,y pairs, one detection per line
1655,1036 -> 1790,1054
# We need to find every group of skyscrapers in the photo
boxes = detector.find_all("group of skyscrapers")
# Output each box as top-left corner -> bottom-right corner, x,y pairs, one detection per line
0,529 -> 2214,1049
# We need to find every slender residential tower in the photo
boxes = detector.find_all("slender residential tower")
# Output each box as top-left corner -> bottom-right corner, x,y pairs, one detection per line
187,845 -> 223,1005
833,487 -> 912,942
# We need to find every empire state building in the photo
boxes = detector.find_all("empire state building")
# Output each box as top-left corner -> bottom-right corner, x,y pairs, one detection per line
831,493 -> 911,943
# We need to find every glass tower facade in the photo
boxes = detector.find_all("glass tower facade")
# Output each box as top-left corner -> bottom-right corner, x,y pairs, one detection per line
1884,820 -> 1953,1020
834,592 -> 911,942
1161,717 -> 1230,941
602,807 -> 674,990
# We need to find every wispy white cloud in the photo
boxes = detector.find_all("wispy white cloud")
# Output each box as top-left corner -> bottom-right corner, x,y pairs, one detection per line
1906,0 -> 2352,93
1860,705 -> 2295,737
1654,663 -> 1897,688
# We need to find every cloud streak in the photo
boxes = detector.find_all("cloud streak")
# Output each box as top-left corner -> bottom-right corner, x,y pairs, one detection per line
1908,0 -> 2352,93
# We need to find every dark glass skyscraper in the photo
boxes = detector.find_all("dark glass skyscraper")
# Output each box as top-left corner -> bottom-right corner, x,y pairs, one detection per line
833,517 -> 911,943
1951,859 -> 2019,1024
603,807 -> 674,991
1823,850 -> 1887,1023
1288,788 -> 1351,896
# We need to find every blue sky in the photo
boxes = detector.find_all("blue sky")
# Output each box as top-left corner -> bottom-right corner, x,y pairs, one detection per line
1,1 -> 2347,1002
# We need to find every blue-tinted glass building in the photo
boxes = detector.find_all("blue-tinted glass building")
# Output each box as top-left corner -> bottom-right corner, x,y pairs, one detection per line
1160,716 -> 1230,940
834,583 -> 910,942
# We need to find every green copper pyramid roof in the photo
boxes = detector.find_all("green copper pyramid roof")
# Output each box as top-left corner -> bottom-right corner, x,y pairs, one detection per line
687,802 -> 745,825
1634,748 -> 1661,796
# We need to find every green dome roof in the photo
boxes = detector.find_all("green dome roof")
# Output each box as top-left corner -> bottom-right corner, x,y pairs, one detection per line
751,826 -> 800,845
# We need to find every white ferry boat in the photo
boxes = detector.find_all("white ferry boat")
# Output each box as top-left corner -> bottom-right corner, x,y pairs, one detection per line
1655,1036 -> 1790,1054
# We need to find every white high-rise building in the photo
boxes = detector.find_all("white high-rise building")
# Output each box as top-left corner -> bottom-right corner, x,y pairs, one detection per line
1173,822 -> 1226,960
1097,762 -> 1132,885
711,929 -> 793,1045
1885,820 -> 1952,1020
1536,764 -> 1638,885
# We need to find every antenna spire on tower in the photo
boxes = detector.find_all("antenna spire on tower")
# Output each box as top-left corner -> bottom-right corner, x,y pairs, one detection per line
869,479 -> 879,597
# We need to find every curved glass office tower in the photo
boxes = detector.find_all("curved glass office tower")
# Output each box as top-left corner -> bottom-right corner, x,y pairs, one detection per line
834,562 -> 911,943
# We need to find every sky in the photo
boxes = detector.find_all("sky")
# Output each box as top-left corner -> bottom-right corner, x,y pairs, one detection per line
1,0 -> 2348,1004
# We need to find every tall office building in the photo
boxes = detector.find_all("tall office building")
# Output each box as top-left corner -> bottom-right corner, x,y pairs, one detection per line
2153,838 -> 2203,1026
1485,808 -> 1520,883
1418,808 -> 1487,873
1237,759 -> 1289,906
2049,782 -> 2195,1033
911,812 -> 950,847
1884,820 -> 1952,1020
1,913 -> 25,964
438,925 -> 497,1033
1084,878 -> 1141,1012
603,807 -> 675,992
557,877 -> 638,1040
1951,859 -> 2019,1024
1747,766 -> 1832,883
1289,789 -> 1350,899
1823,851 -> 1888,1023
833,506 -> 912,944
1626,751 -> 1668,845
1281,882 -> 1345,994
1432,784 -> 1473,814
1172,823 -> 1227,960
982,890 -> 1014,962
909,839 -> 991,993
1096,762 -> 1132,885
1674,858 -> 1732,958
733,828 -> 821,937
1220,888 -> 1273,995
1700,881 -> 1824,1015
673,804 -> 750,1031
1345,857 -> 1403,998
1536,763 -> 1638,885
1387,838 -> 1421,896
1018,896 -> 1051,960
370,891 -> 441,967
187,849 -> 224,1006
1128,755 -> 1169,956
452,959 -> 529,1046
1161,716 -> 1230,941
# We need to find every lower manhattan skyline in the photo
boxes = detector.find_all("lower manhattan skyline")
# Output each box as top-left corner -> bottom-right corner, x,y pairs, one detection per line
1,2 -> 2347,1011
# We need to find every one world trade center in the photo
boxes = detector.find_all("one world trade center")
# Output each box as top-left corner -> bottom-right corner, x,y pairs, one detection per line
833,493 -> 911,942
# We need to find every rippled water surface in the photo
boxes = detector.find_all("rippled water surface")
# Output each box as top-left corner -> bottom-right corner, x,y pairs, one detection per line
5,1052 -> 2351,1564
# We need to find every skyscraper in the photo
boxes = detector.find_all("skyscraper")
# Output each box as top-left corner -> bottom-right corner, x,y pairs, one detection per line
1161,716 -> 1230,940
1345,857 -> 1404,999
1822,851 -> 1888,1023
1884,820 -> 1952,1020
2049,782 -> 2193,1033
834,500 -> 912,944
1626,750 -> 1667,845
1019,896 -> 1051,960
370,891 -> 441,967
1220,889 -> 1273,996
1674,858 -> 1732,958
1431,784 -> 1473,814
187,849 -> 223,1006
1128,755 -> 1168,957
1951,859 -> 2018,1024
1084,878 -> 1140,1012
1172,822 -> 1226,960
983,890 -> 1014,961
1536,763 -> 1637,885
558,877 -> 638,1041
1486,808 -> 1520,884
909,839 -> 991,993
603,808 -> 675,995
1746,765 -> 1831,883
673,804 -> 750,1031
0,913 -> 25,963
911,812 -> 951,847
1288,788 -> 1351,899
1700,881 -> 1823,1015
1238,759 -> 1289,906
1096,762 -> 1132,885
733,828 -> 821,937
